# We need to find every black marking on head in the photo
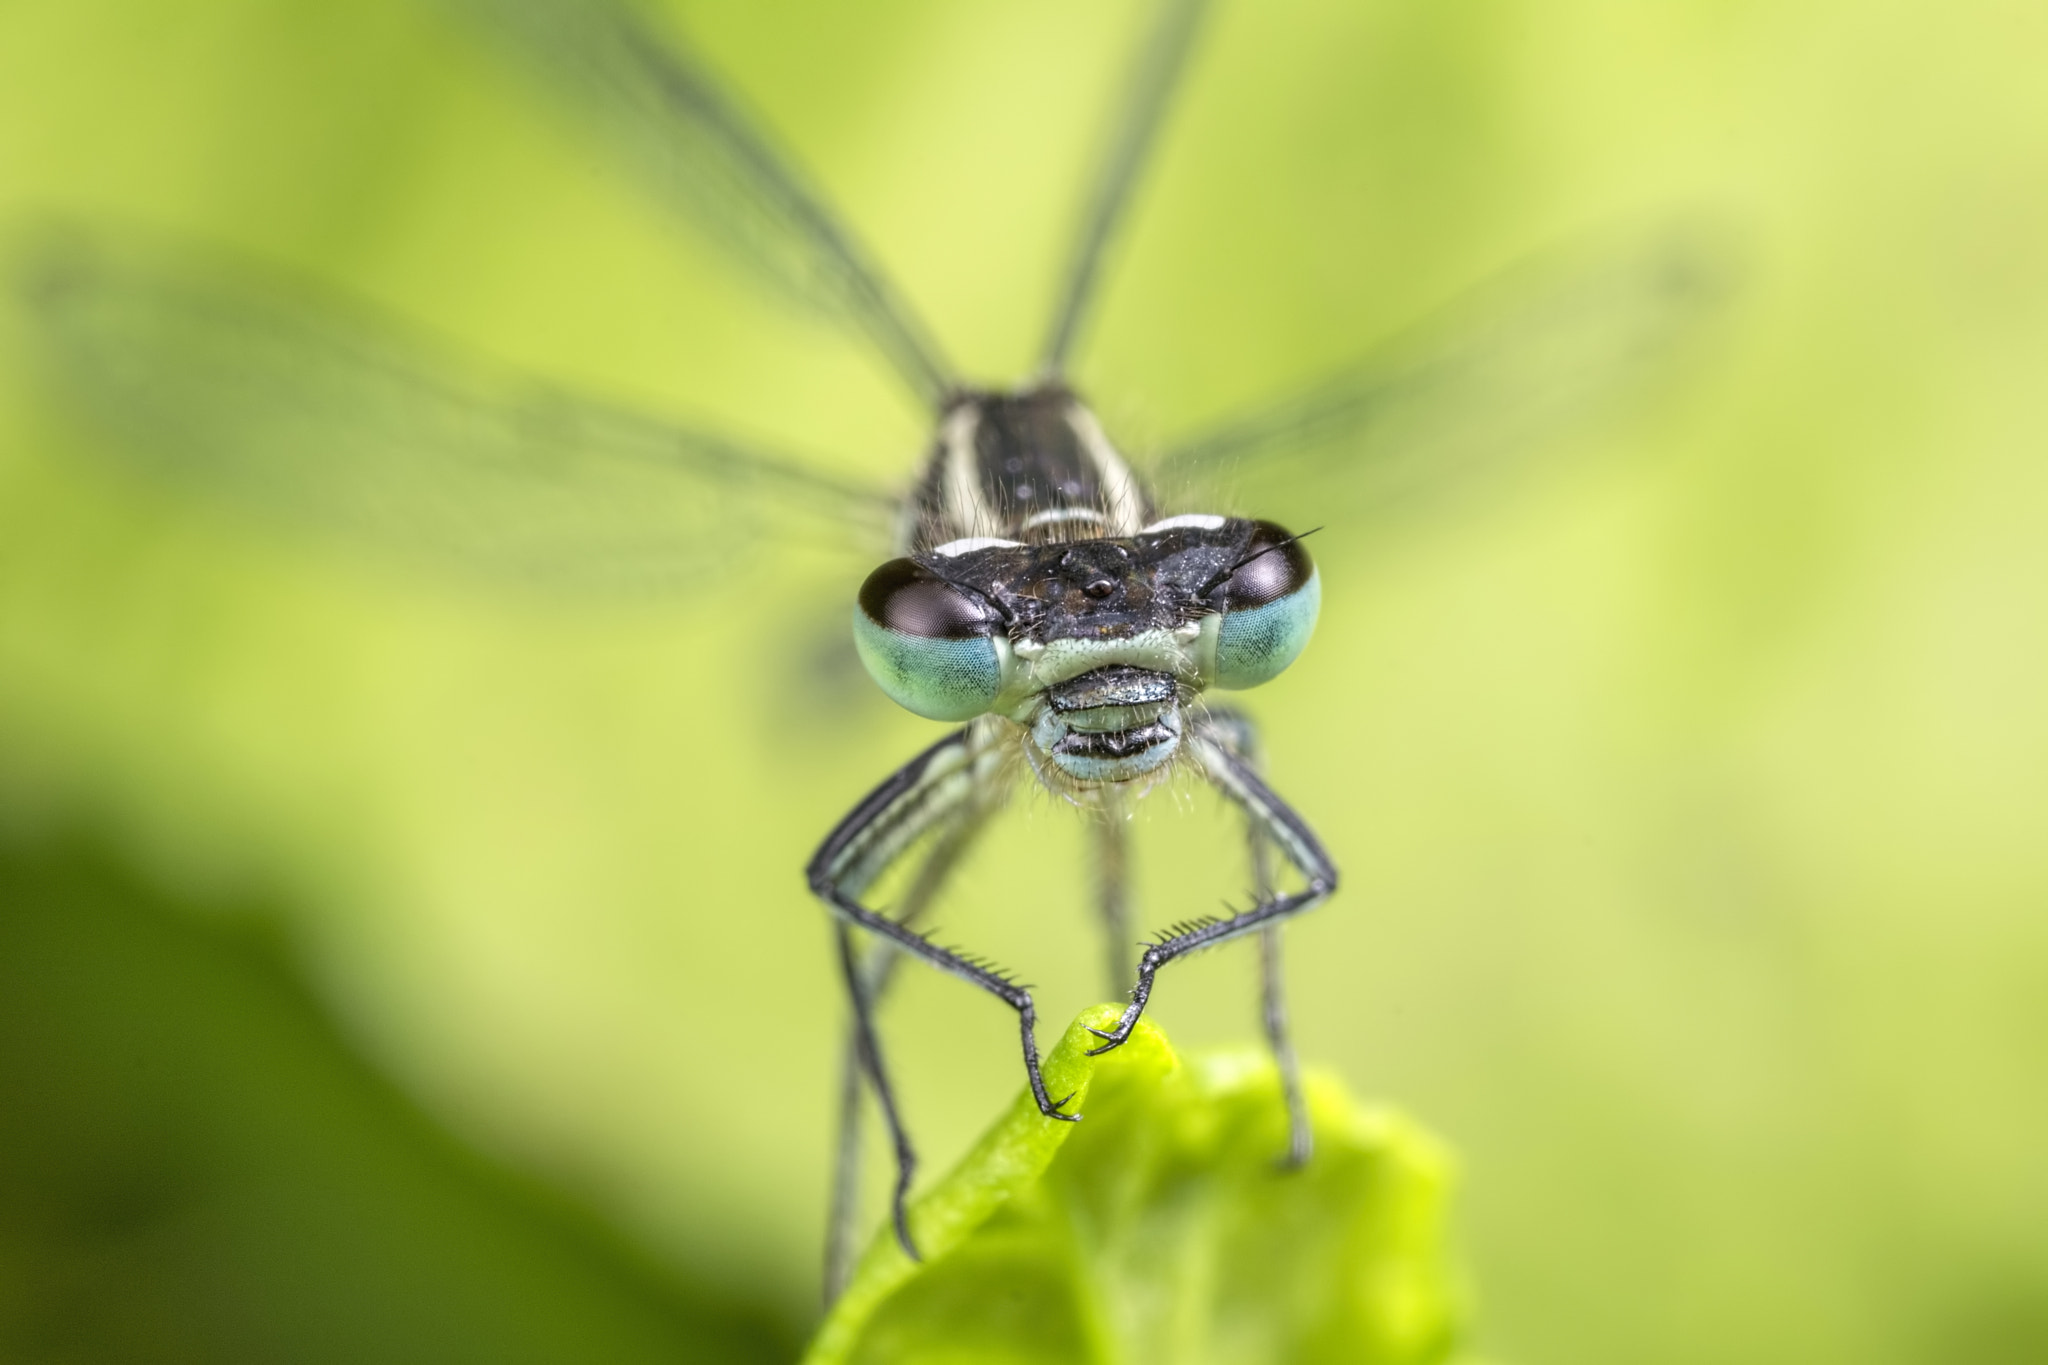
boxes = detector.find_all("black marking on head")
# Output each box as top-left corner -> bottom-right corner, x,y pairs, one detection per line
914,516 -> 1288,645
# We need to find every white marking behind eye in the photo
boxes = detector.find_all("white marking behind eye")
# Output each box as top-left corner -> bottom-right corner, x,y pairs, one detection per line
931,536 -> 1023,557
1142,513 -> 1227,532
939,404 -> 991,540
1020,507 -> 1109,532
1064,402 -> 1147,535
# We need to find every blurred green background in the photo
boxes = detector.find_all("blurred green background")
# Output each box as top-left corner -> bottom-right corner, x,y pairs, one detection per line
3,1 -> 2045,1361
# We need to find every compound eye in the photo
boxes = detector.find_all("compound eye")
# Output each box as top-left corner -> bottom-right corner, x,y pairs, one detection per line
852,559 -> 1006,721
1210,522 -> 1320,690
1215,521 -> 1315,610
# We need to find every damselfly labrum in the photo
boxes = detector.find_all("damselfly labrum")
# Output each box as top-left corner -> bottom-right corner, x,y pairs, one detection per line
13,0 -> 1726,1306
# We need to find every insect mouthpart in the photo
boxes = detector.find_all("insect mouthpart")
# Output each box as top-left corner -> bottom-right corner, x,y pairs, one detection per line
1030,665 -> 1184,784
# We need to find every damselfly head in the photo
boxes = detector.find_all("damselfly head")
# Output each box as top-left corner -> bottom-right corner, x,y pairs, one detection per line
850,516 -> 1321,786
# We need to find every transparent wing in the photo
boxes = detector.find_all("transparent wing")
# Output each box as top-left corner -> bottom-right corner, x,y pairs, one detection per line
450,0 -> 955,408
1154,225 -> 1739,531
1039,0 -> 1213,375
15,224 -> 896,594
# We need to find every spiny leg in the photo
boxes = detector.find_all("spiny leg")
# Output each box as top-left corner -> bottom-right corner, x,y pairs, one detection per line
1230,719 -> 1314,1168
816,900 -> 1076,1261
1090,806 -> 1135,996
1086,715 -> 1339,1108
833,924 -> 916,1269
809,727 -> 1070,1268
1257,922 -> 1313,1168
824,1024 -> 867,1306
823,810 -> 990,1304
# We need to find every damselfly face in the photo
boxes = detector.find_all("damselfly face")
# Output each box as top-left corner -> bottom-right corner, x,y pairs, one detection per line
854,393 -> 1320,786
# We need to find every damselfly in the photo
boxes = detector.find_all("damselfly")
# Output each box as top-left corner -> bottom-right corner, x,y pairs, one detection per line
15,0 -> 1723,1304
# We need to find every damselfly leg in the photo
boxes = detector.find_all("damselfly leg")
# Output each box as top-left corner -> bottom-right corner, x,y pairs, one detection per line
822,796 -> 995,1301
1091,806 -> 1137,995
1203,706 -> 1315,1166
1082,714 -> 1339,1079
807,729 -> 1080,1263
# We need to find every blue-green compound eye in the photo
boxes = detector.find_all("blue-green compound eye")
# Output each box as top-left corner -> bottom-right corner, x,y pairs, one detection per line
852,558 -> 1006,721
1211,522 -> 1321,690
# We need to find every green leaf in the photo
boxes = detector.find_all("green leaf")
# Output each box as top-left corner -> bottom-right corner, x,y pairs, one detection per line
807,1006 -> 1469,1365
